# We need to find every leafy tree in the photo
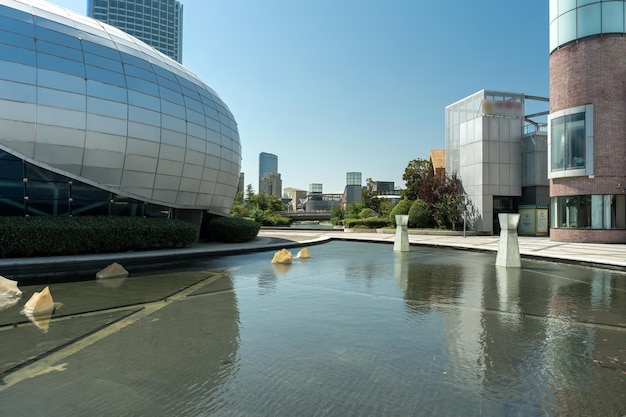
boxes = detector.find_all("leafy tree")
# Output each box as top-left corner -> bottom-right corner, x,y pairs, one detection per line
248,193 -> 285,212
346,202 -> 364,216
402,159 -> 433,201
332,205 -> 346,220
362,177 -> 382,214
388,198 -> 412,226
429,172 -> 464,230
245,184 -> 255,202
408,198 -> 431,228
359,208 -> 378,218
378,199 -> 394,219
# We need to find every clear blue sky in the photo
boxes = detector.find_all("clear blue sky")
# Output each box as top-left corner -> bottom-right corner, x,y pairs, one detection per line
52,0 -> 549,193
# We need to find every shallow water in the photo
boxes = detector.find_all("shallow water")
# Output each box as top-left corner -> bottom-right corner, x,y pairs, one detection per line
1,241 -> 625,416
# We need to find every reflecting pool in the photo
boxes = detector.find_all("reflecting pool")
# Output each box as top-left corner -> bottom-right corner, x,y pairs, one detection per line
1,241 -> 625,416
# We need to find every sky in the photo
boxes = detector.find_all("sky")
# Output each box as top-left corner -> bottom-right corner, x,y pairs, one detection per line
51,0 -> 550,194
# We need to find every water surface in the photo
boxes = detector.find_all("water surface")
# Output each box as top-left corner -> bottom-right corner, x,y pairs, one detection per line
1,241 -> 624,416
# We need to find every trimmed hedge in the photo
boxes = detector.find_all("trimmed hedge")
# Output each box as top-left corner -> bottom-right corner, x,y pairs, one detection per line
201,217 -> 261,243
0,216 -> 198,258
343,217 -> 390,229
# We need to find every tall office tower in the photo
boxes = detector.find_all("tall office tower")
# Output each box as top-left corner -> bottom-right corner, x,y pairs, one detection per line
548,0 -> 626,243
260,172 -> 282,197
88,0 -> 183,63
258,152 -> 278,192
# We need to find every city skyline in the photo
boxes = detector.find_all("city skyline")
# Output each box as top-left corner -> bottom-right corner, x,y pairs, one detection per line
51,0 -> 549,193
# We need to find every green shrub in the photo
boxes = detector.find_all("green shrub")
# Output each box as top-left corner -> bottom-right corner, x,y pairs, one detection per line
359,208 -> 378,218
408,199 -> 432,228
0,217 -> 197,258
201,216 -> 261,243
343,217 -> 390,229
388,199 -> 412,226
260,214 -> 292,227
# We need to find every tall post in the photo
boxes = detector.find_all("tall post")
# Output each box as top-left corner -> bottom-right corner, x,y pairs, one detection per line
393,215 -> 410,252
495,213 -> 521,268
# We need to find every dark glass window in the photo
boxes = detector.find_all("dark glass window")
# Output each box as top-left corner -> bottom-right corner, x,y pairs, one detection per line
82,40 -> 121,60
34,27 -> 81,50
551,112 -> 586,171
0,43 -> 36,66
0,30 -> 35,50
37,52 -> 85,77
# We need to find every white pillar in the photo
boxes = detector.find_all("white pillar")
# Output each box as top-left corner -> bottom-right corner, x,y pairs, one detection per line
495,213 -> 521,268
393,215 -> 410,252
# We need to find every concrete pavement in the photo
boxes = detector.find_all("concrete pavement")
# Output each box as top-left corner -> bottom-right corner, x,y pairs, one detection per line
257,228 -> 626,270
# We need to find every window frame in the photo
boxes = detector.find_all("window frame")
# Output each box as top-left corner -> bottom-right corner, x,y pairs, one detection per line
548,104 -> 594,179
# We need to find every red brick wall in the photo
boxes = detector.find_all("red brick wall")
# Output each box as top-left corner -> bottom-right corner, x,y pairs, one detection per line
549,37 -> 626,196
550,227 -> 626,243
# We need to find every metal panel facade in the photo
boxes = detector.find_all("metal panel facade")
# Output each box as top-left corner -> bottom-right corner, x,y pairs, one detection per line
0,0 -> 241,216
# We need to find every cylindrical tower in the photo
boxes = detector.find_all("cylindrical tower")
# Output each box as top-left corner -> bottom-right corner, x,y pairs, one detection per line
549,0 -> 626,242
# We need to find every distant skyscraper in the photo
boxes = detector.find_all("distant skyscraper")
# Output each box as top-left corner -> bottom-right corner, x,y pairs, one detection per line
88,0 -> 183,63
260,172 -> 282,197
258,152 -> 278,192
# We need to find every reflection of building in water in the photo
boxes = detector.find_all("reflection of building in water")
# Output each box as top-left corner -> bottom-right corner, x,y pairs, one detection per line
402,255 -> 626,413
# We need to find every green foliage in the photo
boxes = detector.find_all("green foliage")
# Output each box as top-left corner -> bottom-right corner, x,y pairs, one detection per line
330,206 -> 347,226
201,216 -> 261,243
0,217 -> 197,258
248,193 -> 285,212
388,199 -> 412,226
230,191 -> 289,226
378,199 -> 394,219
346,203 -> 363,216
408,199 -> 431,228
332,206 -> 346,219
359,208 -> 378,218
402,159 -> 433,201
361,178 -> 382,214
343,217 -> 390,229
261,214 -> 292,227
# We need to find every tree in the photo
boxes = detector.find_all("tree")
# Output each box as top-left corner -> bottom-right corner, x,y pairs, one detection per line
429,172 -> 464,230
245,184 -> 255,202
248,192 -> 285,212
361,177 -> 382,214
402,159 -> 433,201
388,198 -> 412,226
408,198 -> 431,228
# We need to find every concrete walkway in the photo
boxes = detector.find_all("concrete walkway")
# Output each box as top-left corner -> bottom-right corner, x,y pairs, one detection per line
0,228 -> 624,281
256,229 -> 626,269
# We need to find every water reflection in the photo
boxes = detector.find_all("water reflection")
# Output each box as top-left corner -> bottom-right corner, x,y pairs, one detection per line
1,242 -> 624,417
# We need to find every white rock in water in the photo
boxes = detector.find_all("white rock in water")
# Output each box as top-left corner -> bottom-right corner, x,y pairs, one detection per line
296,248 -> 311,258
96,262 -> 129,279
271,248 -> 293,264
0,275 -> 22,298
23,286 -> 54,315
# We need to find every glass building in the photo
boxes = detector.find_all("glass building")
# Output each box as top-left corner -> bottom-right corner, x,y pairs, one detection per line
88,0 -> 183,63
446,90 -> 525,234
258,152 -> 278,193
0,0 -> 241,221
549,0 -> 626,242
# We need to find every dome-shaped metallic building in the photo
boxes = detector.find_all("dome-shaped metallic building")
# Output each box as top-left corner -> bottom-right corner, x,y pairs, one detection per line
549,0 -> 626,242
0,0 -> 241,219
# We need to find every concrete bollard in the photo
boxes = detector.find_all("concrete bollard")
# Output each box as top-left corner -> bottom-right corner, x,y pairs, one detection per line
495,213 -> 521,268
393,215 -> 410,252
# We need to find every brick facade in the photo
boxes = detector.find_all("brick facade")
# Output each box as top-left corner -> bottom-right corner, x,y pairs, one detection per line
549,37 -> 626,242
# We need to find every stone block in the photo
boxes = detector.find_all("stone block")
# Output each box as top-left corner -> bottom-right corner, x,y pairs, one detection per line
96,262 -> 129,279
271,248 -> 293,264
